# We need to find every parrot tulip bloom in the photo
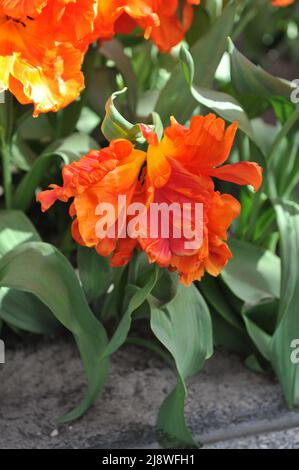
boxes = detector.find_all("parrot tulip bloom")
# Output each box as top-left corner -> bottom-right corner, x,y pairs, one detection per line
0,0 -> 96,115
0,0 -> 200,114
38,114 -> 263,285
146,0 -> 201,52
94,0 -> 200,52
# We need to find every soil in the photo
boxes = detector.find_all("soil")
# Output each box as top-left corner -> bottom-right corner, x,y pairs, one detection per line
1,334 -> 296,449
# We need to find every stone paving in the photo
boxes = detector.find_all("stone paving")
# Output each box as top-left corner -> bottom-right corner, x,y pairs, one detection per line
0,336 -> 298,449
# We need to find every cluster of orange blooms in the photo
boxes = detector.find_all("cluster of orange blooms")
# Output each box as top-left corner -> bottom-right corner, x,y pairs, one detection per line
0,0 -> 293,117
0,0 -> 200,116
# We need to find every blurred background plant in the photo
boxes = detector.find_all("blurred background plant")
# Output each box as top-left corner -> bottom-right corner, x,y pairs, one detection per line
0,0 -> 298,448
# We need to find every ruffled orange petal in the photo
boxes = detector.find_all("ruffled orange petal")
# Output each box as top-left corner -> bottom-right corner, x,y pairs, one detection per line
207,193 -> 241,240
204,235 -> 232,277
0,25 -> 85,116
184,115 -> 239,169
0,2 -> 96,114
17,44 -> 84,116
71,218 -> 86,246
0,0 -> 47,19
95,0 -> 199,51
148,0 -> 195,52
37,148 -> 118,211
208,162 -> 263,191
30,0 -> 98,49
110,238 -> 139,267
139,160 -> 212,273
75,149 -> 145,247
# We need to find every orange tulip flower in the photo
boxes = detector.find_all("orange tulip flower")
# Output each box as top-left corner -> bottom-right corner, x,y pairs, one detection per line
0,0 -> 200,114
271,0 -> 294,6
29,0 -> 98,49
94,0 -> 200,52
140,0 -> 201,52
38,114 -> 263,285
0,0 -> 97,115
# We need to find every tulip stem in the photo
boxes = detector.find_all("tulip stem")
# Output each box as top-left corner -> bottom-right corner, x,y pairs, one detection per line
267,105 -> 299,198
0,139 -> 12,209
232,0 -> 261,40
0,92 -> 14,209
268,105 -> 299,166
55,43 -> 98,139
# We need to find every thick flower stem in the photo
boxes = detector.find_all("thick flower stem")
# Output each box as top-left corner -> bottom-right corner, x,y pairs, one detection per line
0,93 -> 14,209
268,105 -> 299,198
268,105 -> 299,166
1,140 -> 12,209
55,43 -> 98,139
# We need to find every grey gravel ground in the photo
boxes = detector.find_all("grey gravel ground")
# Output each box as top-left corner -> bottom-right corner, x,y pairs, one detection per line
0,335 -> 299,449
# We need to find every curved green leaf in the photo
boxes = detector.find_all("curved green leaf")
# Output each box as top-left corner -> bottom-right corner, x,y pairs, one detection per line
228,39 -> 294,100
272,201 -> 299,407
150,283 -> 213,448
100,39 -> 137,114
0,242 -> 109,422
156,2 -> 237,124
199,275 -> 243,331
103,265 -> 159,359
0,210 -> 41,257
0,210 -> 62,335
222,238 -> 281,305
180,45 -> 253,139
0,288 -> 61,335
242,303 -> 273,361
101,89 -> 143,143
77,246 -> 113,302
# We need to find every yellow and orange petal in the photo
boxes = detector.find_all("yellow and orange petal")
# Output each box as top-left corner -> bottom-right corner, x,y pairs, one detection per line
0,0 -> 201,113
92,0 -> 160,43
94,0 -> 200,52
146,0 -> 200,52
271,0 -> 294,6
29,0 -> 98,50
146,114 -> 263,191
0,0 -> 47,19
75,145 -> 145,248
0,45 -> 85,117
0,0 -> 97,114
